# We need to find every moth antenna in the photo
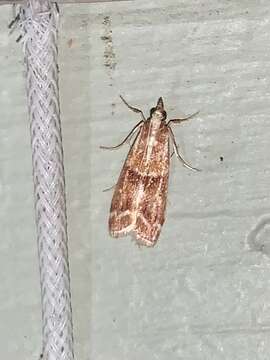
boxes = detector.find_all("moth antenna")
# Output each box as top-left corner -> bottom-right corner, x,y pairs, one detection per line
119,95 -> 146,121
167,111 -> 199,126
100,121 -> 143,150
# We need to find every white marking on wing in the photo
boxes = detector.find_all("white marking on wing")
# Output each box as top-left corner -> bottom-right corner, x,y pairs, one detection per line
145,116 -> 161,163
137,213 -> 152,229
110,209 -> 131,219
113,223 -> 134,235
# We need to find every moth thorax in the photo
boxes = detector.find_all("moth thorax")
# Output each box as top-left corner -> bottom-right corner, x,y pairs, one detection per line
151,111 -> 166,128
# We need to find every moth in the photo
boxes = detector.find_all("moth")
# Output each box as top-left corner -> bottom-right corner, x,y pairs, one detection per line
101,96 -> 199,247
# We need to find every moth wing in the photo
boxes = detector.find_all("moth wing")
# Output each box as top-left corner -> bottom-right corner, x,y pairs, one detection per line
135,125 -> 170,246
109,126 -> 147,237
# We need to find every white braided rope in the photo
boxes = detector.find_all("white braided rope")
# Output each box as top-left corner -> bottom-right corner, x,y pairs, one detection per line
19,2 -> 74,360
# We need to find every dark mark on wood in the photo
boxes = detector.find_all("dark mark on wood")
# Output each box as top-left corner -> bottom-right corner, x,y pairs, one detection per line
67,38 -> 73,48
101,15 -> 116,77
111,102 -> 116,115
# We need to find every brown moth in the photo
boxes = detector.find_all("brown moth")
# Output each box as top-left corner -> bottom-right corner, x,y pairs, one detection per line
101,96 -> 200,247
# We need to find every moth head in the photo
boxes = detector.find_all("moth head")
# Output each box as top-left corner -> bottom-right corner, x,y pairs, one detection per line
150,97 -> 167,120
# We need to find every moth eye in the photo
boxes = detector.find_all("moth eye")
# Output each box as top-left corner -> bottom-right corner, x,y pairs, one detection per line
162,110 -> 167,119
150,107 -> 155,116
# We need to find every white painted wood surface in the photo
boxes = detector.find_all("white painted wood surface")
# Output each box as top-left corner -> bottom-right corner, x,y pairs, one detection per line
1,1 -> 270,359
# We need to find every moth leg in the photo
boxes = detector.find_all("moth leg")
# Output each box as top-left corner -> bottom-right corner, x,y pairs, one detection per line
100,120 -> 143,150
168,126 -> 201,172
102,184 -> 115,192
167,111 -> 199,126
8,13 -> 20,29
120,95 -> 146,121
